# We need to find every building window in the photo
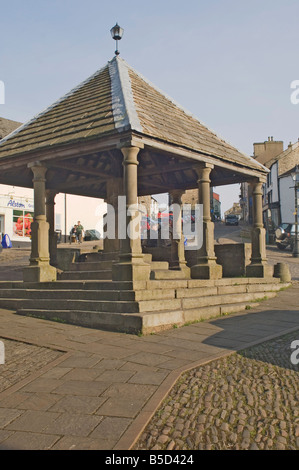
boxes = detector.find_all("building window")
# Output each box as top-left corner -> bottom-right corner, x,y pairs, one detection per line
267,171 -> 272,187
267,191 -> 272,206
13,210 -> 33,238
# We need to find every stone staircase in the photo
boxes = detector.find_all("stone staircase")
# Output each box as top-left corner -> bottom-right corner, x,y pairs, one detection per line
0,260 -> 290,334
58,251 -> 171,282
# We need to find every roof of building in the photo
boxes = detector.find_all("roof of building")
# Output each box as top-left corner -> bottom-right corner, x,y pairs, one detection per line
0,56 -> 265,175
0,117 -> 22,140
265,140 -> 299,176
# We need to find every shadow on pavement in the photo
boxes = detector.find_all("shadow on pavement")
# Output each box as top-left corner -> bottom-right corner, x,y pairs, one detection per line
202,309 -> 299,371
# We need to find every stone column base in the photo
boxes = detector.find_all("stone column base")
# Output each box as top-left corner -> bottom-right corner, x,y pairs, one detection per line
246,263 -> 273,278
112,256 -> 151,281
171,265 -> 191,278
23,264 -> 57,283
191,262 -> 222,280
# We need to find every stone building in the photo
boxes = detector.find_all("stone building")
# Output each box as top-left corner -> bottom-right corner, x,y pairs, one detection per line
240,137 -> 285,224
224,202 -> 242,218
264,139 -> 299,227
0,55 -> 285,334
241,137 -> 299,239
181,189 -> 221,220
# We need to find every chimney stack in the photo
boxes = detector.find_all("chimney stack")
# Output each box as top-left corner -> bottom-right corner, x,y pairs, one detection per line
253,137 -> 284,165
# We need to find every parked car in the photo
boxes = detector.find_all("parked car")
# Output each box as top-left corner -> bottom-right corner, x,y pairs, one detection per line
275,223 -> 295,250
84,229 -> 101,241
225,214 -> 239,226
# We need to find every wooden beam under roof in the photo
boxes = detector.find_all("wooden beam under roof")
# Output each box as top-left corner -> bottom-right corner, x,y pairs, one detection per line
47,161 -> 113,179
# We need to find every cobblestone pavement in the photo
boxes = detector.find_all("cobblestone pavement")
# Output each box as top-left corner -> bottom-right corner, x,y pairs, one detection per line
0,248 -> 31,281
0,338 -> 63,393
134,331 -> 299,450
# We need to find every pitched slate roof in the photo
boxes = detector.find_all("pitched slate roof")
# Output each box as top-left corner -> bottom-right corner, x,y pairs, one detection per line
265,140 -> 299,176
0,117 -> 22,140
0,56 -> 266,174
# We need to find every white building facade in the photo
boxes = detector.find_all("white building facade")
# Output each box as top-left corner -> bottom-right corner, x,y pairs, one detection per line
279,172 -> 298,224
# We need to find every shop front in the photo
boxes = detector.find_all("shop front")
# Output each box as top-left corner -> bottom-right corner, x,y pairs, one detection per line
0,194 -> 34,243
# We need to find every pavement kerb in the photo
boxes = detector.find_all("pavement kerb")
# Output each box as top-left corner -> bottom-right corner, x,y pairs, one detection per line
0,331 -> 70,354
114,324 -> 299,450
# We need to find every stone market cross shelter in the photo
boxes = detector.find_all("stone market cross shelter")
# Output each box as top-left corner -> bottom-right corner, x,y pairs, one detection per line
0,56 -> 283,333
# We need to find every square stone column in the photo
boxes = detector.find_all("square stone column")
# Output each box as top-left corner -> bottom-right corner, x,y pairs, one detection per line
246,180 -> 273,278
46,190 -> 58,267
23,163 -> 57,282
169,189 -> 190,277
104,177 -> 123,255
112,146 -> 150,281
191,164 -> 222,280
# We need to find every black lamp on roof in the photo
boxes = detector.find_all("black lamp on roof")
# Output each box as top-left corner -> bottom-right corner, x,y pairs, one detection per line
110,23 -> 124,56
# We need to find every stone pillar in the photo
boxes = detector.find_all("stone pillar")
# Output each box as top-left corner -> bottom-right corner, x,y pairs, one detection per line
104,177 -> 123,254
169,189 -> 190,277
46,190 -> 58,267
246,180 -> 273,278
23,163 -> 57,282
112,147 -> 150,281
191,164 -> 222,279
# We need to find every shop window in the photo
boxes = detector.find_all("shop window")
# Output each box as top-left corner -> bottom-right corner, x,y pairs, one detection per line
13,210 -> 34,238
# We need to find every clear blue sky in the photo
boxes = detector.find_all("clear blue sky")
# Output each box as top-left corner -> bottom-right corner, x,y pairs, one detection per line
1,0 -> 298,213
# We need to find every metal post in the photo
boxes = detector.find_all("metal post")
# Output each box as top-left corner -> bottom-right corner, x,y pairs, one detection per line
293,179 -> 299,258
64,193 -> 67,243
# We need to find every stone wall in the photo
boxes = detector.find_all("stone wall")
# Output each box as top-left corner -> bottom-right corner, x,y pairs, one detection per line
185,243 -> 251,277
214,243 -> 251,277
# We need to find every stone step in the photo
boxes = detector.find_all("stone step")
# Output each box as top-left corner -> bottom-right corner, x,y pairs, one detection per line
0,297 -> 182,314
150,261 -> 169,270
68,260 -> 113,271
0,279 -> 289,298
0,280 -> 135,291
77,251 -> 118,262
17,309 -> 144,334
67,259 -> 168,272
174,282 -> 288,298
0,288 -> 280,316
15,295 -> 270,335
0,288 -> 128,302
0,287 -> 177,302
0,298 -> 139,313
150,269 -> 189,280
0,281 -> 287,306
0,276 -> 284,291
58,270 -> 112,281
180,291 -> 278,310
